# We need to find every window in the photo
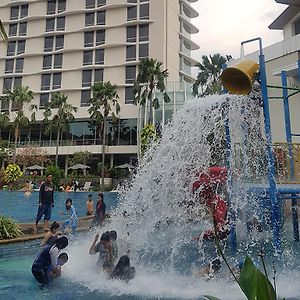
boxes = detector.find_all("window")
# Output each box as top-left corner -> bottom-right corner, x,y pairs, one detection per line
11,6 -> 19,20
7,41 -> 16,56
125,86 -> 134,104
19,22 -> 27,36
46,18 -> 55,32
127,0 -> 137,3
3,78 -> 13,93
58,0 -> 66,13
40,93 -> 50,107
15,58 -> 24,73
97,11 -> 105,25
96,30 -> 105,45
126,66 -> 136,83
81,90 -> 91,106
94,69 -> 103,82
5,60 -> 14,74
139,24 -> 149,41
84,31 -> 94,47
295,18 -> 300,36
43,55 -> 52,69
20,5 -> 29,19
140,3 -> 149,19
44,36 -> 54,51
14,77 -> 22,88
127,26 -> 136,42
82,70 -> 92,87
52,73 -> 62,89
41,74 -> 51,90
57,17 -> 65,31
126,45 -> 136,61
56,35 -> 64,50
97,0 -> 106,7
53,54 -> 63,69
9,24 -> 17,36
47,0 -> 56,14
85,12 -> 94,26
17,40 -> 26,55
127,6 -> 137,21
86,0 -> 95,9
83,50 -> 93,65
95,49 -> 104,64
1,96 -> 10,111
139,43 -> 148,59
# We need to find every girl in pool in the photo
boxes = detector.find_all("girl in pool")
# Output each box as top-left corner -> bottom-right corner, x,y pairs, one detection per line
61,198 -> 78,235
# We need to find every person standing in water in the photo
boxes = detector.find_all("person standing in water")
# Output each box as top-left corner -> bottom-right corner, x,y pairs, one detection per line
40,221 -> 61,246
34,174 -> 54,234
91,193 -> 106,227
86,194 -> 94,216
62,198 -> 78,236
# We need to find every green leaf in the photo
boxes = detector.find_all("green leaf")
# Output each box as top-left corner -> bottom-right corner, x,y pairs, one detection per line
203,296 -> 221,300
239,256 -> 276,300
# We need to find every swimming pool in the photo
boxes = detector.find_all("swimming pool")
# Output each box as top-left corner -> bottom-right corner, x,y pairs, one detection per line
0,191 -> 118,223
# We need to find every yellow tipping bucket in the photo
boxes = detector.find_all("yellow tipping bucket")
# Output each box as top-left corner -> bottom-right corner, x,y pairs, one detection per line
220,60 -> 259,95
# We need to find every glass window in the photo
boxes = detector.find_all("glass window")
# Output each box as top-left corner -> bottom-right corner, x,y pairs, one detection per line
127,26 -> 136,42
127,6 -> 137,21
43,55 -> 52,69
11,6 -> 19,20
139,24 -> 149,41
17,40 -> 26,55
81,90 -> 91,106
46,18 -> 55,32
94,69 -> 103,83
15,58 -> 24,73
140,3 -> 149,19
40,93 -> 49,107
14,77 -> 22,88
57,16 -> 65,31
54,54 -> 63,68
85,12 -> 94,26
3,78 -> 13,92
86,0 -> 95,9
41,74 -> 51,90
7,41 -> 16,56
20,4 -> 28,18
19,22 -> 27,36
125,86 -> 134,104
58,0 -> 66,13
9,24 -> 18,36
97,0 -> 106,7
126,45 -> 136,61
47,0 -> 56,14
84,31 -> 94,47
96,30 -> 105,45
95,49 -> 104,64
5,60 -> 14,74
126,65 -> 136,83
55,35 -> 64,50
82,70 -> 92,87
44,36 -> 54,51
127,0 -> 137,4
119,119 -> 131,145
295,18 -> 300,35
83,50 -> 93,65
52,72 -> 62,89
1,97 -> 10,111
97,11 -> 105,25
139,43 -> 148,59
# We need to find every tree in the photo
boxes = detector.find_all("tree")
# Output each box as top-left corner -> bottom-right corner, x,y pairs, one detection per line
0,139 -> 12,168
16,147 -> 50,168
193,53 -> 232,97
0,86 -> 36,163
0,20 -> 7,42
43,92 -> 77,166
134,58 -> 170,126
88,81 -> 120,187
69,151 -> 92,166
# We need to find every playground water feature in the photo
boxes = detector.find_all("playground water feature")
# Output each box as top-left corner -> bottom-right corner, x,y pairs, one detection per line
1,94 -> 300,299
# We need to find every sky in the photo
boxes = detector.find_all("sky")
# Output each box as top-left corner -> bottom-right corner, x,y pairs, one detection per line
191,0 -> 286,60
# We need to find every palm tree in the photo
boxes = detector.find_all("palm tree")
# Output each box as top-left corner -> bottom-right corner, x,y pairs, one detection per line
193,53 -> 232,97
43,92 -> 77,166
0,19 -> 7,42
134,58 -> 170,126
0,86 -> 36,163
88,81 -> 120,187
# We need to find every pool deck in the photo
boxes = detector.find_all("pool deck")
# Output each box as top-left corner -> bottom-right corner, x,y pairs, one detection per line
0,215 -> 94,245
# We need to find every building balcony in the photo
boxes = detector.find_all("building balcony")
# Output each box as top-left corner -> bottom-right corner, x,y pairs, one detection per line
179,33 -> 199,50
179,15 -> 199,34
180,0 -> 199,18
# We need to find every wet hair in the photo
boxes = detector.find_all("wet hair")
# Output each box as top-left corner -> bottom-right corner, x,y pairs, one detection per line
109,230 -> 117,241
55,236 -> 68,250
109,255 -> 135,281
100,231 -> 110,242
88,194 -> 93,198
65,198 -> 72,210
98,192 -> 103,199
58,252 -> 68,265
50,221 -> 60,232
210,258 -> 221,273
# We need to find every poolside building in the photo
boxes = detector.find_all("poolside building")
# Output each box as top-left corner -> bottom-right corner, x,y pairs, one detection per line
0,0 -> 199,172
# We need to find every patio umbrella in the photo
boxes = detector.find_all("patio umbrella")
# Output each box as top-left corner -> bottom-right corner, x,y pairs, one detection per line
68,163 -> 90,170
115,163 -> 134,169
26,165 -> 45,170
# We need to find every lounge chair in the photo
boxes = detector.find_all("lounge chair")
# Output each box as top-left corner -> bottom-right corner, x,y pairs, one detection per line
82,181 -> 92,191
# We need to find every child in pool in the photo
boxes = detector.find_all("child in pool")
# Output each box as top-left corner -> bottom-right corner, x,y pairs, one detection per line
62,198 -> 78,235
46,252 -> 68,282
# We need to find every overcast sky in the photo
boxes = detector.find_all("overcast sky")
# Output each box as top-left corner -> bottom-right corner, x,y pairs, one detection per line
191,0 -> 286,60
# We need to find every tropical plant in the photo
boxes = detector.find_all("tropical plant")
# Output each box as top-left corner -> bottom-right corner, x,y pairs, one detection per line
88,81 -> 120,187
0,86 -> 36,163
0,216 -> 23,239
43,92 -> 77,166
4,163 -> 23,184
45,165 -> 64,189
134,58 -> 170,125
69,151 -> 92,167
193,53 -> 232,97
140,123 -> 158,156
0,19 -> 7,42
16,147 -> 50,168
0,139 -> 12,167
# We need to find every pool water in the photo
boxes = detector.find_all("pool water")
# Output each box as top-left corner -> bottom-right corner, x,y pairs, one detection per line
0,191 -> 118,223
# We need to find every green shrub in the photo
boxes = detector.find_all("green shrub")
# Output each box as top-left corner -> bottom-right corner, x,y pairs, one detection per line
4,164 -> 23,183
0,216 -> 23,239
140,123 -> 158,156
45,165 -> 64,189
